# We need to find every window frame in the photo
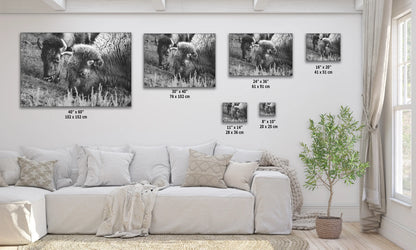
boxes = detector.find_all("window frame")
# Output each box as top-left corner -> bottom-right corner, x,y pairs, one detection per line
392,12 -> 412,204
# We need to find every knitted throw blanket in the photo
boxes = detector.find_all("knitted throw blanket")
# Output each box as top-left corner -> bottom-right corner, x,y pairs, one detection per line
260,151 -> 324,230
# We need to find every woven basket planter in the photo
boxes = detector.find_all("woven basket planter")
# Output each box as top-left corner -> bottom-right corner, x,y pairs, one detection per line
315,216 -> 342,239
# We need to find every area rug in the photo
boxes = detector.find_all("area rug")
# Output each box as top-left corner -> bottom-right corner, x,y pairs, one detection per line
18,234 -> 309,250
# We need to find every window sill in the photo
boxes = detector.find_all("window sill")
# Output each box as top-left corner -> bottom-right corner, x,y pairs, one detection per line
390,197 -> 412,208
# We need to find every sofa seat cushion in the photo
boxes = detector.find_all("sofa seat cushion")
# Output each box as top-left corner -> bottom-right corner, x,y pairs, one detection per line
46,186 -> 255,235
0,186 -> 50,245
150,186 -> 254,234
46,186 -> 120,234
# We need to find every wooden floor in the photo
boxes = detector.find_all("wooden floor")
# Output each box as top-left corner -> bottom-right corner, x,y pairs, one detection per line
0,223 -> 401,250
293,222 -> 402,250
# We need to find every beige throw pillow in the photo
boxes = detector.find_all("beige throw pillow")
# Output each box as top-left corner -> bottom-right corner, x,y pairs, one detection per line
182,149 -> 232,188
224,161 -> 259,191
15,157 -> 56,191
0,174 -> 7,187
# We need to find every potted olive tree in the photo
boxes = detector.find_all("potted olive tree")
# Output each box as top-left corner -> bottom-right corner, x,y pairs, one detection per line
299,106 -> 368,239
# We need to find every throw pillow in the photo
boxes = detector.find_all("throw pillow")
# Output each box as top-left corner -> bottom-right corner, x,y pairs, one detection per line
224,161 -> 259,191
214,144 -> 263,163
74,145 -> 129,186
21,146 -> 75,189
128,145 -> 170,187
15,157 -> 56,191
83,148 -> 134,187
0,174 -> 7,187
168,141 -> 216,186
0,150 -> 20,185
182,149 -> 232,188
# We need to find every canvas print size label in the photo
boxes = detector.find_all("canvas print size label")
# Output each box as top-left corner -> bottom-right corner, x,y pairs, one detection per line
170,89 -> 191,99
259,119 -> 278,129
314,65 -> 334,75
252,79 -> 271,89
65,109 -> 88,120
225,125 -> 245,135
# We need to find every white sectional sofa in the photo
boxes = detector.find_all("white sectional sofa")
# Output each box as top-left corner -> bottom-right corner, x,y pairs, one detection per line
0,142 -> 292,245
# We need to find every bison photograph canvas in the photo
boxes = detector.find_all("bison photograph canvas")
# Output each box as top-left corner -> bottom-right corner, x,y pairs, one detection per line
259,102 -> 276,117
20,32 -> 132,107
222,102 -> 248,123
229,33 -> 293,77
306,33 -> 341,62
143,33 -> 216,88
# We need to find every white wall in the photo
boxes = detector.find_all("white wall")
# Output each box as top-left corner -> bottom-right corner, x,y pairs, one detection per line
0,13 -> 362,218
379,0 -> 416,249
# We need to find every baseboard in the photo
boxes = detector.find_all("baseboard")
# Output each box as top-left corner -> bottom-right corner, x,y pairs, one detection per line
379,216 -> 416,250
302,205 -> 359,222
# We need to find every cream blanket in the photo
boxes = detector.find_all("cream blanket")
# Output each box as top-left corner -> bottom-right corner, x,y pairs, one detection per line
96,183 -> 158,238
260,151 -> 324,230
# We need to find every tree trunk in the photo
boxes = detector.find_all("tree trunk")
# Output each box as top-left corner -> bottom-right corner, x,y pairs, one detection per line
327,185 -> 333,217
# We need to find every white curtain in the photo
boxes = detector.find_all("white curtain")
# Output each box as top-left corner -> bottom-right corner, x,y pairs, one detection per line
360,0 -> 392,232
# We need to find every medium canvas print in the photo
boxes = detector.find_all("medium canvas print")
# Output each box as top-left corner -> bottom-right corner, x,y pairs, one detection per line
305,33 -> 341,62
259,102 -> 276,117
20,32 -> 132,107
144,33 -> 216,88
229,33 -> 293,77
222,102 -> 248,123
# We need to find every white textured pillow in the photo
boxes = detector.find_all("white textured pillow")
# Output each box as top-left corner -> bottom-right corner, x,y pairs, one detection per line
224,161 -> 259,191
0,151 -> 20,185
168,141 -> 216,186
84,148 -> 133,187
128,145 -> 170,187
74,145 -> 129,186
214,144 -> 263,163
21,146 -> 75,189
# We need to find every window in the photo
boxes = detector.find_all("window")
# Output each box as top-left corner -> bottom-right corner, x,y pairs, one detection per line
393,13 -> 412,203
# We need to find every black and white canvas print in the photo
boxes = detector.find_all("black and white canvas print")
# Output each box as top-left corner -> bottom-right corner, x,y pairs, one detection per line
222,102 -> 248,123
259,102 -> 276,117
229,33 -> 293,77
305,33 -> 341,62
20,32 -> 132,107
144,33 -> 216,88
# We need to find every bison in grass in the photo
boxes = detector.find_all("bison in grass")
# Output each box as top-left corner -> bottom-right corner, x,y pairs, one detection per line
167,33 -> 216,84
66,33 -> 131,97
156,33 -> 195,70
37,33 -> 99,83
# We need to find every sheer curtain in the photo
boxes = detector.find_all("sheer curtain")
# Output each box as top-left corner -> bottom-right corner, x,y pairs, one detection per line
360,0 -> 392,232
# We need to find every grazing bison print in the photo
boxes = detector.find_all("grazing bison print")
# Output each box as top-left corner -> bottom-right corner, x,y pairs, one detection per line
259,102 -> 276,117
229,33 -> 293,77
144,33 -> 216,88
222,102 -> 248,123
306,33 -> 341,62
20,32 -> 131,107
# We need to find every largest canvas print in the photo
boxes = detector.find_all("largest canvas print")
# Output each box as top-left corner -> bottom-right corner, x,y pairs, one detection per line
20,32 -> 132,107
144,33 -> 216,88
229,33 -> 293,77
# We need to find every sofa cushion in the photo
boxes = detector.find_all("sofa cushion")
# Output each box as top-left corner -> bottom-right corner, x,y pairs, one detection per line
46,186 -> 120,234
182,150 -> 231,188
15,158 -> 57,191
214,144 -> 263,163
83,149 -> 133,187
74,145 -> 129,186
168,141 -> 216,186
0,150 -> 20,185
150,186 -> 254,234
21,146 -> 75,189
224,161 -> 259,191
0,186 -> 50,245
128,145 -> 170,187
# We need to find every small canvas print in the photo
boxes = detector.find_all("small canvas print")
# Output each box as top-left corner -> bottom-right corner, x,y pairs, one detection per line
222,102 -> 248,123
20,32 -> 132,107
229,33 -> 293,77
305,33 -> 341,62
259,102 -> 276,117
144,33 -> 216,88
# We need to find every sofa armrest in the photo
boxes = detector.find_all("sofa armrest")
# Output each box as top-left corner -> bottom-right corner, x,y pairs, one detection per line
251,171 -> 292,234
